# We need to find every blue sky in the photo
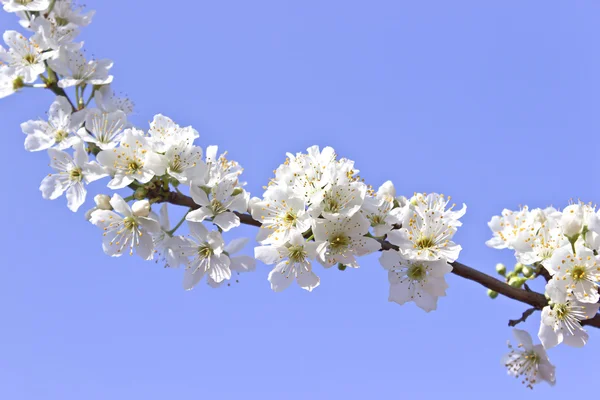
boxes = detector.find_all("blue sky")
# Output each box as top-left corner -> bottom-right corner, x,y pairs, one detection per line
1,1 -> 599,398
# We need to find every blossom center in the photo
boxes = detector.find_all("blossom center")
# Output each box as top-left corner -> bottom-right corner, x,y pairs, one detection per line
323,196 -> 341,214
407,264 -> 426,281
282,210 -> 297,227
553,303 -> 569,321
55,130 -> 68,142
127,161 -> 142,174
571,265 -> 587,282
123,216 -> 138,231
288,245 -> 306,263
210,198 -> 227,214
23,53 -> 37,65
330,233 -> 350,252
55,16 -> 70,26
369,214 -> 384,226
69,167 -> 83,182
416,235 -> 435,249
197,244 -> 213,259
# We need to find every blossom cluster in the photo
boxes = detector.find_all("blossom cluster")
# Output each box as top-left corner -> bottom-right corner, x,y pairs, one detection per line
250,146 -> 466,311
488,203 -> 600,387
0,0 -> 255,290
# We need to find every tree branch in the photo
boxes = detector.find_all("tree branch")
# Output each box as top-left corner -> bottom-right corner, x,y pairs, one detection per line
163,190 -> 600,329
508,307 -> 538,327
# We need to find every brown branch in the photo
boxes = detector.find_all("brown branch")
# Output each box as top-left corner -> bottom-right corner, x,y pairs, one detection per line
508,307 -> 537,327
163,190 -> 600,329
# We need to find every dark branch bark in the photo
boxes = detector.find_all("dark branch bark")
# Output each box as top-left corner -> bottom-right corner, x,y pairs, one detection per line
163,190 -> 600,329
508,308 -> 538,327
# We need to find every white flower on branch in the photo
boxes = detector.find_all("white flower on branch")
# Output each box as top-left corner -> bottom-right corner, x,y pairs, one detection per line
0,30 -> 53,83
379,249 -> 452,312
48,0 -> 95,28
313,213 -> 381,268
89,194 -> 161,259
40,139 -> 108,211
94,85 -> 134,115
544,245 -> 600,304
77,108 -> 127,150
96,128 -> 167,189
250,186 -> 311,245
3,0 -> 50,13
361,180 -> 402,237
186,178 -> 249,232
21,96 -> 84,151
255,231 -> 321,292
538,279 -> 600,349
179,222 -> 254,290
30,16 -> 81,53
387,205 -> 462,263
503,329 -> 556,389
147,114 -> 199,153
49,48 -> 112,88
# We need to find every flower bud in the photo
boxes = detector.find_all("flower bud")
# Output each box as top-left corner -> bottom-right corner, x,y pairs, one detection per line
132,200 -> 151,217
495,263 -> 506,276
232,187 -> 244,196
561,204 -> 583,237
487,289 -> 498,299
522,266 -> 533,277
337,263 -> 347,271
94,194 -> 112,210
505,271 -> 516,280
514,263 -> 523,273
508,276 -> 527,288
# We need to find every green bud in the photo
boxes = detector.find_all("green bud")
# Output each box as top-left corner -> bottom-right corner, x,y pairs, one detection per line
12,76 -> 24,91
508,276 -> 527,288
522,266 -> 533,277
487,289 -> 498,299
337,263 -> 347,271
514,263 -> 523,273
232,187 -> 244,196
134,187 -> 148,200
505,271 -> 516,280
495,263 -> 506,276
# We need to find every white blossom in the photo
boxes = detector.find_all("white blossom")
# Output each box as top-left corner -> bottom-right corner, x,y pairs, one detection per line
186,178 -> 249,232
3,0 -> 50,13
313,213 -> 381,268
94,85 -> 134,114
179,222 -> 231,290
21,96 -> 84,151
49,48 -> 112,88
89,194 -> 161,259
538,280 -> 600,349
503,329 -> 556,389
77,108 -> 127,150
361,180 -> 399,237
0,30 -> 53,83
250,186 -> 311,245
379,249 -> 452,312
387,207 -> 462,263
96,128 -> 167,189
39,139 -> 107,211
48,0 -> 95,27
544,246 -> 600,303
255,232 -> 320,292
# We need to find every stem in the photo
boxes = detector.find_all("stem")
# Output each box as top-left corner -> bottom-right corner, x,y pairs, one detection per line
46,0 -> 57,16
167,209 -> 191,236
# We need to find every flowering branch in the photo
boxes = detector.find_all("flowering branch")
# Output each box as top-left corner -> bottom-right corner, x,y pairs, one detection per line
1,0 -> 599,390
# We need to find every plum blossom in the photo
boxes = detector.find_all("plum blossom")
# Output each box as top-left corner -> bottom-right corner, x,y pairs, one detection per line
89,195 -> 161,260
21,96 -> 84,151
503,329 -> 556,389
40,139 -> 107,211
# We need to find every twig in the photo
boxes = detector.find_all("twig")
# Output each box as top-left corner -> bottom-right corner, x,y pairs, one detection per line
508,307 -> 538,327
